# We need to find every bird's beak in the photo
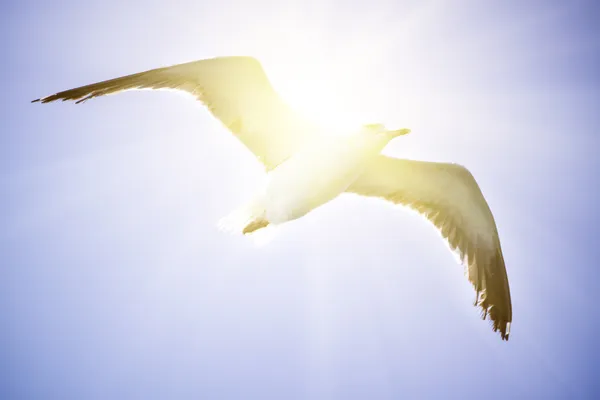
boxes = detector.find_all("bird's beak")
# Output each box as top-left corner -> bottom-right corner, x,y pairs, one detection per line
389,128 -> 411,137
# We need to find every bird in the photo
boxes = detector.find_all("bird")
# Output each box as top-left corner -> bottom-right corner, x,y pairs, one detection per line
32,55 -> 512,340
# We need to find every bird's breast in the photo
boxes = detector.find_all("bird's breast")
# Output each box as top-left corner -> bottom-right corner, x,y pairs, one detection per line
262,135 -> 383,224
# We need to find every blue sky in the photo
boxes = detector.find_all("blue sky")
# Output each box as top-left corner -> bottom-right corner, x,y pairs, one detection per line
2,0 -> 600,398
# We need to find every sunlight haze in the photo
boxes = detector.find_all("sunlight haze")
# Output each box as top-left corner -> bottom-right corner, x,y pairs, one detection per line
2,0 -> 600,399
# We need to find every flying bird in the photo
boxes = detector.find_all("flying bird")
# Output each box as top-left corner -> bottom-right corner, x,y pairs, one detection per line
33,56 -> 512,340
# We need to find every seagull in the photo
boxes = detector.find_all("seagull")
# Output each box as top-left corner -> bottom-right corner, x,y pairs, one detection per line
33,56 -> 512,340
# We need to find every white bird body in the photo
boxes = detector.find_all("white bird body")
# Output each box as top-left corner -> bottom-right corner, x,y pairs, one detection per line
33,56 -> 513,341
218,130 -> 393,233
264,130 -> 393,223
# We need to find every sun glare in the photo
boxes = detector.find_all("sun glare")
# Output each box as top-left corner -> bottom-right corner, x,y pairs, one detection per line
265,56 -> 393,136
214,15 -> 416,137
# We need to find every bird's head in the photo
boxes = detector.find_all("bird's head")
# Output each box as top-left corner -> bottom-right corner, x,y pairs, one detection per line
361,123 -> 411,139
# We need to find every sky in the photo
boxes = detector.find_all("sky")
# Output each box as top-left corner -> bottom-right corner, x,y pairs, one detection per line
2,0 -> 600,398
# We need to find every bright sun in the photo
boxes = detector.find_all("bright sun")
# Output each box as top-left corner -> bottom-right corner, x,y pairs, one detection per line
264,56 -> 393,136
216,23 -> 415,137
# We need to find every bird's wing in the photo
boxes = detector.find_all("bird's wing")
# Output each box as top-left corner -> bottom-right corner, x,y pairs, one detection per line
32,56 -> 322,169
346,155 -> 512,340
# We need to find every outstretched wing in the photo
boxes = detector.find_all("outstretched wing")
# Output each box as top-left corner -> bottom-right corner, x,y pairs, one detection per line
347,155 -> 512,340
32,56 -> 322,169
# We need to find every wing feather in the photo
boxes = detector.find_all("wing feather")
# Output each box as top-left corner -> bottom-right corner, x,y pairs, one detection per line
347,155 -> 512,340
32,56 -> 321,169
